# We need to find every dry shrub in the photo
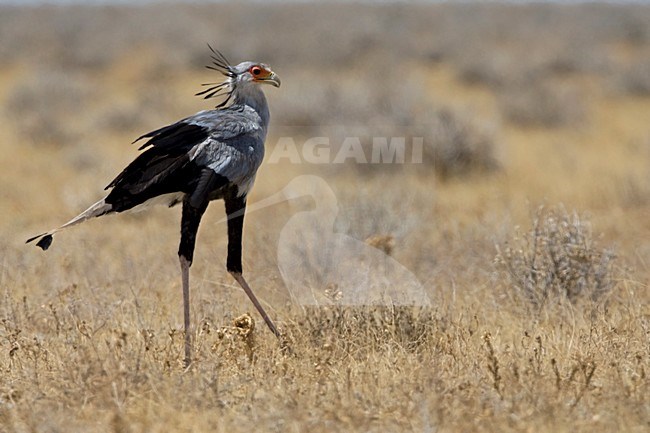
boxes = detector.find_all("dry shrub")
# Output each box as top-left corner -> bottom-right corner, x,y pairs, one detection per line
495,206 -> 617,308
498,80 -> 586,127
616,57 -> 650,96
316,104 -> 502,181
422,108 -> 501,179
5,70 -> 93,146
337,189 -> 420,241
456,48 -> 537,89
271,55 -> 431,140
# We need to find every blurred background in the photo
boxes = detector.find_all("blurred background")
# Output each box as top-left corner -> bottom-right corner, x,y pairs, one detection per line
2,1 -> 649,264
0,0 -> 648,303
0,1 -> 649,431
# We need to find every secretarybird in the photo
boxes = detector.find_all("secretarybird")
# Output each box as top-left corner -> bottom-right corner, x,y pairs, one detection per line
27,47 -> 281,366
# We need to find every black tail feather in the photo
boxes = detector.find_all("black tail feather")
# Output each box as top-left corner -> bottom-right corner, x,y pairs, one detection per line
26,233 -> 53,251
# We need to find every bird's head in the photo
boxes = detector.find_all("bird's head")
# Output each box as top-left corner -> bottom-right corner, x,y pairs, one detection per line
196,45 -> 280,108
231,61 -> 281,88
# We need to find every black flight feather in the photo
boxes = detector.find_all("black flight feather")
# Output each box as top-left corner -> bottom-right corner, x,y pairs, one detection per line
107,122 -> 209,193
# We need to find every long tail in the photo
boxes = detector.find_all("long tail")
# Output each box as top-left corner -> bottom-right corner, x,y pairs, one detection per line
26,198 -> 113,251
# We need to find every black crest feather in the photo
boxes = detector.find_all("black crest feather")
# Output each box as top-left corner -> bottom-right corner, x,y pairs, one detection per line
196,44 -> 236,109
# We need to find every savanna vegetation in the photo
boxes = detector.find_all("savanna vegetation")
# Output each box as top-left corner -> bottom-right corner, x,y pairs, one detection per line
0,2 -> 648,432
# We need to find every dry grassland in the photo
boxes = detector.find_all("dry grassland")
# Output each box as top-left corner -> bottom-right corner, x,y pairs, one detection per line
0,3 -> 648,432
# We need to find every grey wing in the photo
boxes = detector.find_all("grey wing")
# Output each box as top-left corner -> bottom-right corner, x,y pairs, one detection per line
189,136 -> 264,198
106,106 -> 265,210
187,106 -> 265,143
189,108 -> 266,197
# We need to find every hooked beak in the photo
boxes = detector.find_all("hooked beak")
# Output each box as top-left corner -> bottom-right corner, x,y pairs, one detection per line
262,72 -> 281,88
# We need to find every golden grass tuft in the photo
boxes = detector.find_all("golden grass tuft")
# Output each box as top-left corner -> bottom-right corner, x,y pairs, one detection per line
364,234 -> 395,256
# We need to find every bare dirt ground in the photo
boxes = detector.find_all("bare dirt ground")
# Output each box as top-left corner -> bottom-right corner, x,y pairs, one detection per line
0,3 -> 648,432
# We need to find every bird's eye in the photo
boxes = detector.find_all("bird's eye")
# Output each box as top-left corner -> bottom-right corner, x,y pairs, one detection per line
251,66 -> 262,76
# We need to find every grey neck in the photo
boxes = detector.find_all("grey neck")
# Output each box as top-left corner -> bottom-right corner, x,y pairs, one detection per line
233,83 -> 270,130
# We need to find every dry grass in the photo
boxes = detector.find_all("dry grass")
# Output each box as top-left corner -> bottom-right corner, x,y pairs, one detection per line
1,2 -> 649,433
